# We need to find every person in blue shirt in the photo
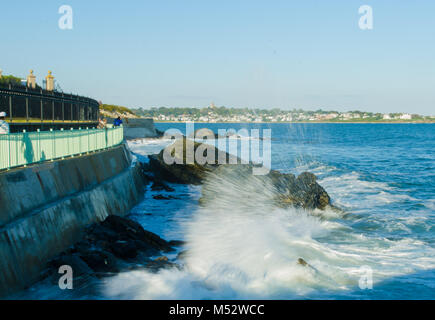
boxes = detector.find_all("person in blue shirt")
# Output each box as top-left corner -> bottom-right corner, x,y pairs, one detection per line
113,116 -> 123,127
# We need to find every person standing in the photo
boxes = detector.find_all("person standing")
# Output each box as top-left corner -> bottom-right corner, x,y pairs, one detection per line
98,117 -> 107,129
113,116 -> 123,127
0,112 -> 10,134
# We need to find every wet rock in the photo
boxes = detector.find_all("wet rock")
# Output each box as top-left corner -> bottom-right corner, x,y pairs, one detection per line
168,240 -> 185,247
297,258 -> 308,267
87,224 -> 119,242
155,256 -> 169,262
45,215 -> 176,283
49,254 -> 93,276
153,194 -> 179,200
109,240 -> 138,259
139,162 -> 152,173
132,240 -> 160,256
153,195 -> 172,200
296,258 -> 319,273
151,181 -> 175,192
270,171 -> 331,210
199,164 -> 331,211
148,137 -> 240,185
146,256 -> 178,272
148,137 -> 332,211
78,249 -> 120,273
149,155 -> 206,185
101,215 -> 174,253
155,129 -> 165,137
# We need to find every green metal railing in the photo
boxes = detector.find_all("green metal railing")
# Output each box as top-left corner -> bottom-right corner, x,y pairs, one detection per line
0,126 -> 124,171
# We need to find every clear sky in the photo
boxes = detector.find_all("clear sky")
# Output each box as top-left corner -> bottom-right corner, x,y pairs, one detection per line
1,0 -> 434,114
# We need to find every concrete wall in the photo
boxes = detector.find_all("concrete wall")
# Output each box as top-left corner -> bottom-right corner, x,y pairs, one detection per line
108,118 -> 159,140
0,144 -> 145,297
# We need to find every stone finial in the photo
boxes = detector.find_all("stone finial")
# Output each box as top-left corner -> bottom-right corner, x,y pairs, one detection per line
27,69 -> 36,89
45,71 -> 55,91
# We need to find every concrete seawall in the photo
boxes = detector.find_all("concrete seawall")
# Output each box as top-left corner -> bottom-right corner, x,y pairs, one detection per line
106,118 -> 160,140
0,144 -> 145,297
124,118 -> 159,139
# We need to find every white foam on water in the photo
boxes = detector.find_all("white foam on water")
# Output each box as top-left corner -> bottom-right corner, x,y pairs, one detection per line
127,138 -> 174,159
103,190 -> 435,299
102,155 -> 435,299
14,134 -> 435,299
424,199 -> 435,211
104,206 -> 352,299
316,172 -> 421,210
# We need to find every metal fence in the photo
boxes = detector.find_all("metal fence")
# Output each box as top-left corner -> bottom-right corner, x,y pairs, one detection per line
0,83 -> 100,125
0,126 -> 124,171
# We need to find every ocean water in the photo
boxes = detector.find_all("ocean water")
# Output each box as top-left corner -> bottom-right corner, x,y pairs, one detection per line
17,123 -> 435,299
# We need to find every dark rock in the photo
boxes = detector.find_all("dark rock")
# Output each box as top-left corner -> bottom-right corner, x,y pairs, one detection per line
155,256 -> 169,262
297,258 -> 308,267
85,223 -> 120,243
148,137 -> 332,211
155,129 -> 165,137
269,170 -> 331,210
49,254 -> 93,276
72,240 -> 92,255
151,181 -> 175,192
153,194 -> 179,200
140,162 -> 152,173
44,215 -> 176,284
153,195 -> 172,200
79,249 -> 120,273
146,256 -> 178,272
101,215 -> 174,252
108,240 -> 138,259
200,164 -> 331,211
143,173 -> 155,183
148,137 -> 240,185
132,240 -> 160,256
168,240 -> 185,247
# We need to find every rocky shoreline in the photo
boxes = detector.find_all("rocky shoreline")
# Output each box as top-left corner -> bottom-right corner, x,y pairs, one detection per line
148,137 -> 333,210
45,215 -> 182,282
41,136 -> 334,289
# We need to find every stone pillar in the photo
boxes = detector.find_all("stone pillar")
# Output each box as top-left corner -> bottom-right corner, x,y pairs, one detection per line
27,70 -> 36,89
45,71 -> 55,91
0,69 -> 2,79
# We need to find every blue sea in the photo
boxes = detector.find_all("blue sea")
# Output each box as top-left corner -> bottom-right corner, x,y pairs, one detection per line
18,123 -> 435,300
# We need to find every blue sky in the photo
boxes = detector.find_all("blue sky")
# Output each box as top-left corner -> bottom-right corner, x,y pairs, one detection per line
1,0 -> 434,114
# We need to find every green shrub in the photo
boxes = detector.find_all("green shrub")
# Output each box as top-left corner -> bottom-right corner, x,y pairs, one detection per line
99,104 -> 136,116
